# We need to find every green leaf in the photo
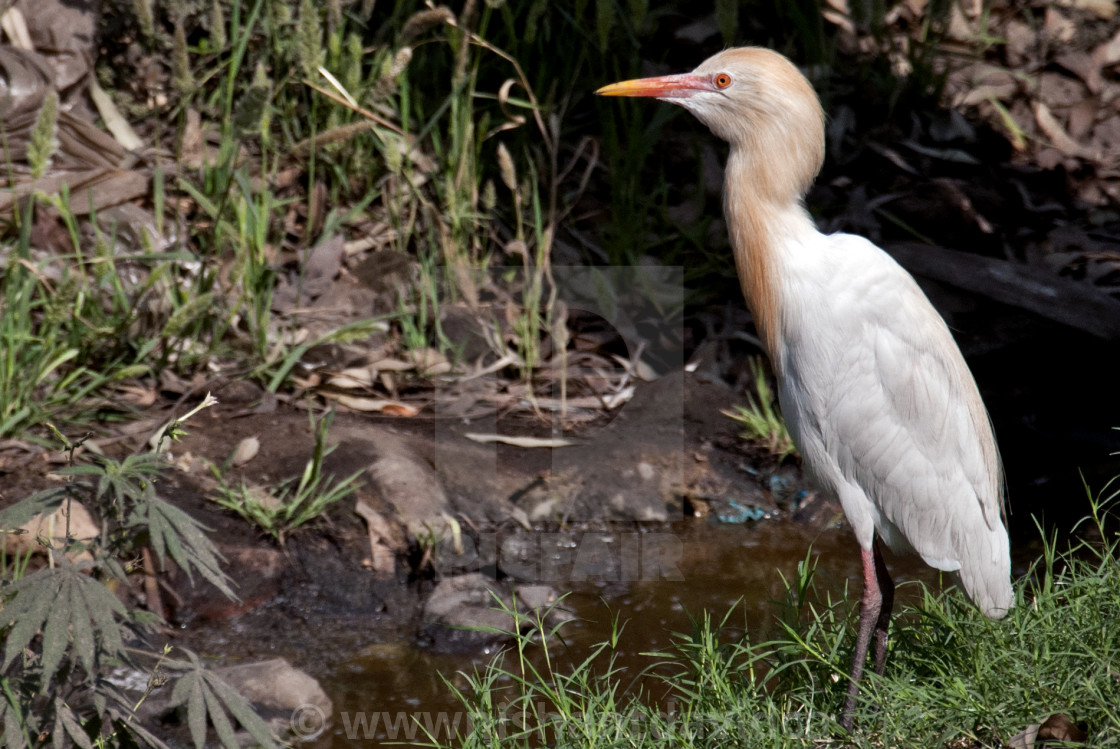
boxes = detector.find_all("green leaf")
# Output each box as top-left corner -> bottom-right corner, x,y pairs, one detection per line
201,682 -> 239,748
105,708 -> 170,749
0,695 -> 30,749
143,497 -> 236,600
144,503 -> 168,573
39,579 -> 72,690
65,573 -> 101,672
167,664 -> 194,709
0,565 -> 130,693
163,653 -> 278,749
0,487 -> 68,532
55,698 -> 93,749
2,568 -> 62,670
187,678 -> 206,749
73,569 -> 126,662
203,670 -> 278,748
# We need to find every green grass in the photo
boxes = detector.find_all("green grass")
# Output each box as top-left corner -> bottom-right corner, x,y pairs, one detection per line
0,196 -> 184,438
208,408 -> 362,543
723,357 -> 796,462
425,479 -> 1120,748
3,0 -> 959,442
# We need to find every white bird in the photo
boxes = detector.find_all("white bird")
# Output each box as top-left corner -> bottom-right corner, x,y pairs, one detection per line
597,48 -> 1013,729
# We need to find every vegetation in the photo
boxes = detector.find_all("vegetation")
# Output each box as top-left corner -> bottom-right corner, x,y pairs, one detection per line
1,0 -> 1109,746
425,479 -> 1120,748
1,0 -> 965,438
723,357 -> 796,462
0,407 -> 277,748
209,408 -> 362,543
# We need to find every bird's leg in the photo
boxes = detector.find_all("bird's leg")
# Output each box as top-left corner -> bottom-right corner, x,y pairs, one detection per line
840,544 -> 885,731
871,539 -> 894,676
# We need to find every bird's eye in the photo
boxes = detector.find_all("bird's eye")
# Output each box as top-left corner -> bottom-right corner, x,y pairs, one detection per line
714,73 -> 732,89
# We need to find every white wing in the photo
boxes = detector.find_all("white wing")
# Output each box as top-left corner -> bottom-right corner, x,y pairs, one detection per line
777,233 -> 1012,617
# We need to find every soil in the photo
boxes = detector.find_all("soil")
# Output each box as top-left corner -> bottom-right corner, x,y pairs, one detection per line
112,369 -> 810,633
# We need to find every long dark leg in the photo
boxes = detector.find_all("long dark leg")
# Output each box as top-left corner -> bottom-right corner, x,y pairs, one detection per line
839,539 -> 893,730
871,539 -> 894,676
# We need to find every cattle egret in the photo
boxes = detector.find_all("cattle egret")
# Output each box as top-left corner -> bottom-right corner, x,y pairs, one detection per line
597,48 -> 1013,729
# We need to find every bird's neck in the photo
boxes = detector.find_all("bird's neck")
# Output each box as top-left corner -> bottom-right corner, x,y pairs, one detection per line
724,149 -> 819,367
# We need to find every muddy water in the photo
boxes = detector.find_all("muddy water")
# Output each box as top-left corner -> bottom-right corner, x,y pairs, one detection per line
189,520 -> 956,747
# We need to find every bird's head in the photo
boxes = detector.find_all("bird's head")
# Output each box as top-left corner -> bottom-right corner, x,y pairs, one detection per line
596,47 -> 825,202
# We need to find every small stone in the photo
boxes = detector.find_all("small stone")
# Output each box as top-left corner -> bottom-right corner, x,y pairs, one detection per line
215,658 -> 333,735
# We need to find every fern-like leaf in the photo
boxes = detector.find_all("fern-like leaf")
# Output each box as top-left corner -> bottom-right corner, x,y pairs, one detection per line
0,689 -> 32,748
52,697 -> 93,749
0,564 -> 127,691
0,487 -> 69,532
166,651 -> 278,749
1,569 -> 56,666
135,496 -> 236,600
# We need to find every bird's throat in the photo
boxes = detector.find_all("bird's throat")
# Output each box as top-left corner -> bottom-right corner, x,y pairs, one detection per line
723,154 -> 810,368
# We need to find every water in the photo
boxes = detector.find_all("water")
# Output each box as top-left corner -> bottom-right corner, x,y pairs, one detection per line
187,519 -> 955,747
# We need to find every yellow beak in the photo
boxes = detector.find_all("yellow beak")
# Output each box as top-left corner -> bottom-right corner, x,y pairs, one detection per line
595,73 -> 711,99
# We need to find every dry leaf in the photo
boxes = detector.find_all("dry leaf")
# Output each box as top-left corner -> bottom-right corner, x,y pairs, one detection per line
0,168 -> 149,216
1043,8 -> 1076,43
603,385 -> 636,409
1067,97 -> 1099,140
179,109 -> 208,168
89,79 -> 143,150
1038,713 -> 1088,743
954,64 -> 1018,107
1035,101 -> 1084,156
0,7 -> 33,49
327,367 -> 378,389
409,347 -> 451,375
367,357 -> 416,372
114,383 -> 158,407
323,392 -> 418,415
464,433 -> 576,448
1006,722 -> 1040,749
13,0 -> 97,90
231,436 -> 260,466
1004,20 -> 1035,66
1095,28 -> 1120,65
354,498 -> 399,577
1038,71 -> 1085,107
1072,0 -> 1116,19
6,500 -> 99,563
820,0 -> 855,34
1057,52 -> 1102,93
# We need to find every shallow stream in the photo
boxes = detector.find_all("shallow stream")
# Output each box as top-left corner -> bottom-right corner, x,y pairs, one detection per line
183,519 -> 1009,747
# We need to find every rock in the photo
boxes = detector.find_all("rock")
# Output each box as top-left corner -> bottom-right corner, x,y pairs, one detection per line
215,658 -> 333,740
332,425 -> 503,574
364,431 -> 457,543
122,658 -> 332,744
512,583 -> 559,610
792,491 -> 844,531
438,305 -> 492,362
5,499 -> 98,564
420,573 -> 570,653
422,370 -> 790,529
